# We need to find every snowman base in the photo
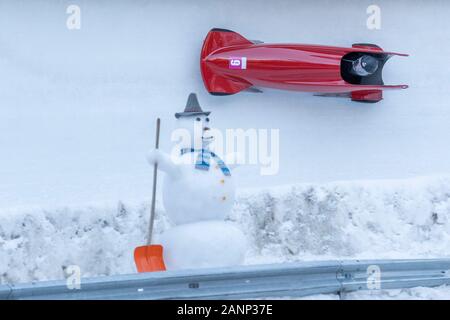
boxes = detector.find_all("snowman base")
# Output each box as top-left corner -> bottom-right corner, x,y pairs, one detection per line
158,220 -> 247,270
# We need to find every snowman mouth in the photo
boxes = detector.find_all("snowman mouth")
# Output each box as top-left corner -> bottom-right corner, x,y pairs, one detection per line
202,135 -> 214,142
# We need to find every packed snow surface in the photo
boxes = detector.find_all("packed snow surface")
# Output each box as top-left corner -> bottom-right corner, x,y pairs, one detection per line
1,175 -> 450,284
159,221 -> 247,270
1,0 -> 450,209
345,286 -> 450,300
296,285 -> 450,300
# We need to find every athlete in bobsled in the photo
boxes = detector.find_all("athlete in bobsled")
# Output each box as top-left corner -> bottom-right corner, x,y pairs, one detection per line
200,28 -> 408,103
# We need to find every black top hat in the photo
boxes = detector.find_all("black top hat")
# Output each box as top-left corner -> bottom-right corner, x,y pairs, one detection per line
175,93 -> 211,119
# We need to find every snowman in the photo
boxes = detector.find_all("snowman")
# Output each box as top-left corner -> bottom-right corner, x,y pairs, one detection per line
147,93 -> 247,270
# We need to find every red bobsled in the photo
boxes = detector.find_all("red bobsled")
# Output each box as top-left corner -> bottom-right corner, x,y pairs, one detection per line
200,28 -> 408,102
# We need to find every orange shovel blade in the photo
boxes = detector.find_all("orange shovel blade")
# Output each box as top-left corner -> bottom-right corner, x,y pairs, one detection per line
134,244 -> 166,273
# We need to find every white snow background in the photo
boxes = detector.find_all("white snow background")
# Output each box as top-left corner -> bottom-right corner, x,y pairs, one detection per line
267,285 -> 450,300
1,0 -> 450,291
2,176 -> 450,283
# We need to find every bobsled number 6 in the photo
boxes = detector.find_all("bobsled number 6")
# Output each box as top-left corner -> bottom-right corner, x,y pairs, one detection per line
200,28 -> 408,103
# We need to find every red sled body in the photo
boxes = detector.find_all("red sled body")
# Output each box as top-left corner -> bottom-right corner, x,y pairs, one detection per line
200,28 -> 408,103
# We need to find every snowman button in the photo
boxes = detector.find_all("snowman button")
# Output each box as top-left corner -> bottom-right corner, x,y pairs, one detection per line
220,179 -> 225,184
221,196 -> 227,201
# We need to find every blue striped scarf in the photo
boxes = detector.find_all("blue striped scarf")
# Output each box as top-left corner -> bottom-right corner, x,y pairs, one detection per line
180,148 -> 231,176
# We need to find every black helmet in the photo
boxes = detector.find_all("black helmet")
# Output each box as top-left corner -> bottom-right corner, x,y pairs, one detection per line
351,55 -> 379,76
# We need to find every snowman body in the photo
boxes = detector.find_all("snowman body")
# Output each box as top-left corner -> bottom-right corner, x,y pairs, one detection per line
158,220 -> 247,270
162,151 -> 235,225
149,98 -> 247,270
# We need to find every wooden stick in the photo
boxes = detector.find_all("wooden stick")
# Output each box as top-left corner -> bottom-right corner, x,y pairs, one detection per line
148,118 -> 160,245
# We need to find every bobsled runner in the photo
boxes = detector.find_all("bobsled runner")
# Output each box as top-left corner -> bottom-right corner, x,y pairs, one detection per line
200,28 -> 408,102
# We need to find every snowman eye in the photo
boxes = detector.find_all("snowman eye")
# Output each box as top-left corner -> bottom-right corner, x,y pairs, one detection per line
205,118 -> 210,122
196,117 -> 201,121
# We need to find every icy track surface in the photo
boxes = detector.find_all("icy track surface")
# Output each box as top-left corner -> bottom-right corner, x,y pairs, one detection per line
1,176 -> 450,284
0,0 -> 450,208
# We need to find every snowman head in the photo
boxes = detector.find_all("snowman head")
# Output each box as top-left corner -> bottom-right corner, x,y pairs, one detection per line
175,93 -> 213,149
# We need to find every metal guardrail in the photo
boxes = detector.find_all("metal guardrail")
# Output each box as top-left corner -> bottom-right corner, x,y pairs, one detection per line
1,259 -> 449,300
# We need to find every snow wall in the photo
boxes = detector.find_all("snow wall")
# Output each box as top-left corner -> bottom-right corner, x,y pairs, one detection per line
2,176 -> 450,284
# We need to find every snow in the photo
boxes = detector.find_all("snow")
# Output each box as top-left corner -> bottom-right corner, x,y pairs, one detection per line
158,221 -> 247,270
344,286 -> 450,300
236,176 -> 450,264
1,0 -> 450,209
148,114 -> 237,225
0,0 -> 450,300
1,175 -> 450,284
265,285 -> 450,300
